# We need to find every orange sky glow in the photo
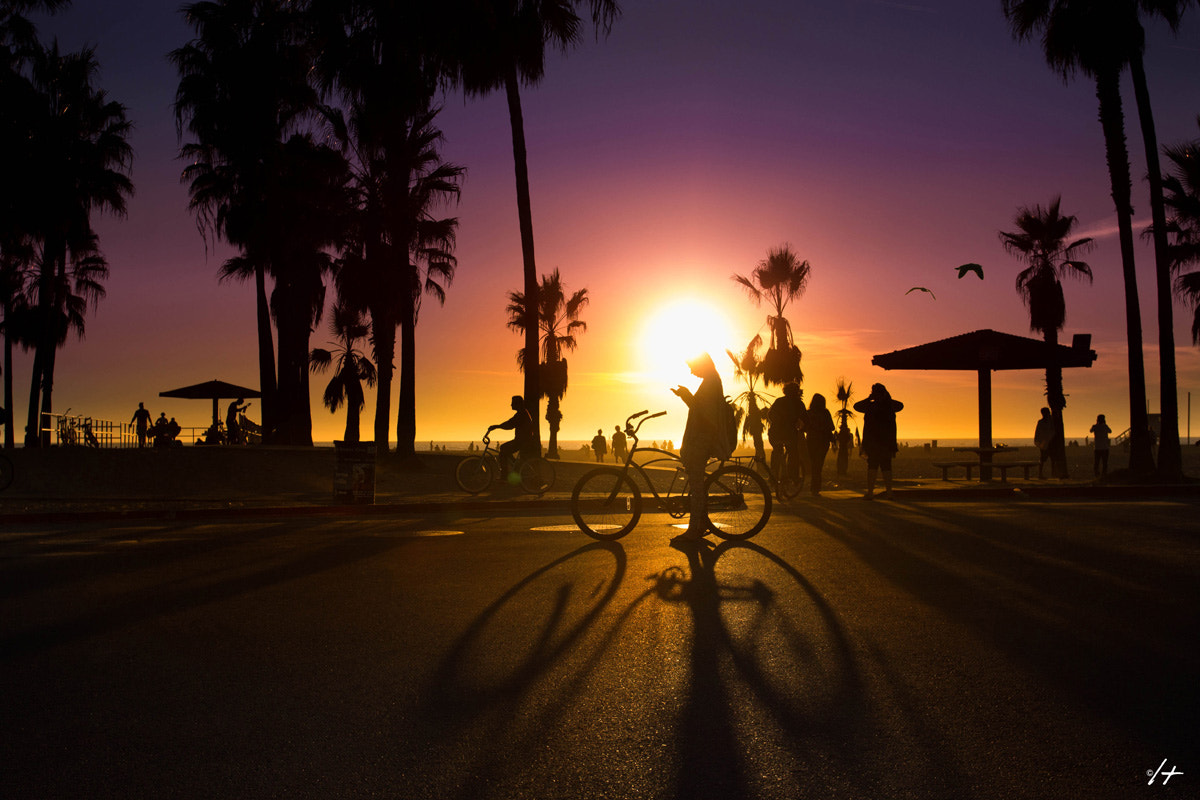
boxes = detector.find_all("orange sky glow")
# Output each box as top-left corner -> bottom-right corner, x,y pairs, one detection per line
17,1 -> 1200,448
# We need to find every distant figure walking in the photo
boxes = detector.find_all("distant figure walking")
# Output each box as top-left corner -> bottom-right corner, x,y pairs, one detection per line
611,425 -> 628,464
1033,407 -> 1053,479
131,402 -> 152,448
854,383 -> 903,499
226,398 -> 250,445
671,352 -> 730,540
805,393 -> 836,496
767,382 -> 804,498
487,395 -> 534,474
1090,413 -> 1112,478
591,429 -> 608,462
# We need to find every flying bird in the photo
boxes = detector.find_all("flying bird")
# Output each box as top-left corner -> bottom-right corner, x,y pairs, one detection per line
906,286 -> 936,300
955,263 -> 984,280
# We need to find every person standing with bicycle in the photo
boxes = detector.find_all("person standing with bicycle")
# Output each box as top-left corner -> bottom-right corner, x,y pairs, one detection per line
487,395 -> 535,477
671,352 -> 732,541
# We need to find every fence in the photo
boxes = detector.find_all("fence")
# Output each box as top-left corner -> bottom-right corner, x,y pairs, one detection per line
38,412 -> 211,448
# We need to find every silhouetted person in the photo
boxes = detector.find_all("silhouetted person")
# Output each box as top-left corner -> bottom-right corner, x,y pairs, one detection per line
806,393 -> 835,496
744,397 -> 767,464
767,382 -> 804,498
855,383 -> 903,499
835,420 -> 853,476
488,395 -> 534,475
226,398 -> 249,445
591,428 -> 608,462
611,424 -> 628,463
671,352 -> 728,540
167,417 -> 181,445
1034,407 -> 1052,479
131,402 -> 151,447
1090,413 -> 1112,478
152,412 -> 169,447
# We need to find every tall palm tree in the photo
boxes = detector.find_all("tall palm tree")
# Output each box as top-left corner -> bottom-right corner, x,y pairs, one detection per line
1003,0 -> 1155,476
173,0 -> 320,442
310,302 -> 377,443
1000,197 -> 1094,478
506,267 -> 588,459
1161,118 -> 1200,348
732,244 -> 811,386
19,41 -> 131,446
834,377 -> 856,476
726,334 -> 770,463
1124,0 -> 1189,479
308,0 -> 463,458
444,0 -> 620,456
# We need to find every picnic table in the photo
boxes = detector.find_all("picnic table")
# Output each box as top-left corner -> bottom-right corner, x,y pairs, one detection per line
933,445 -> 1037,482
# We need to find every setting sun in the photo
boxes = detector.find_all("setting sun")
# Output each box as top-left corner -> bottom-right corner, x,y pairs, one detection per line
637,299 -> 738,384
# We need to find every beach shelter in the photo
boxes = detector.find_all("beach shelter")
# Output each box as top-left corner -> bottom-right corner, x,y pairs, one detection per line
871,329 -> 1097,475
159,379 -> 262,427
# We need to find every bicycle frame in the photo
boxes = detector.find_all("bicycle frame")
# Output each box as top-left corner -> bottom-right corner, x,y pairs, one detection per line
608,411 -> 693,514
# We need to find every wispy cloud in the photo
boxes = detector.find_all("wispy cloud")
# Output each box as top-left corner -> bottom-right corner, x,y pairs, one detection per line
870,0 -> 937,11
1076,216 -> 1153,241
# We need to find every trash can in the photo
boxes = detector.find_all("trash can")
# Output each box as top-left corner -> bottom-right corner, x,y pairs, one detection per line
333,441 -> 376,504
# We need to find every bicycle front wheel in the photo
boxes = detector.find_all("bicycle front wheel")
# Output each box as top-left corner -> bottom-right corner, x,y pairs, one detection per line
519,458 -> 556,495
455,456 -> 494,494
704,464 -> 772,540
571,468 -> 641,540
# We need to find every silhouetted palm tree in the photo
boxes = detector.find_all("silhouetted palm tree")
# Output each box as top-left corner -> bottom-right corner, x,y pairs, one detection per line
19,41 -> 131,445
173,0 -> 320,442
834,377 -> 856,476
1161,118 -> 1200,348
507,268 -> 588,459
732,244 -> 810,386
726,334 -> 770,463
310,303 -> 377,443
1000,197 -> 1093,479
1003,0 -> 1155,476
444,0 -> 620,455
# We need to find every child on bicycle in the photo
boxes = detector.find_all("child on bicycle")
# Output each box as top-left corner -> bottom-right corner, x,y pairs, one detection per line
487,395 -> 535,476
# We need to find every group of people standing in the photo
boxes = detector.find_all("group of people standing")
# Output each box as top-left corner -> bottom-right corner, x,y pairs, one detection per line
590,426 -> 631,463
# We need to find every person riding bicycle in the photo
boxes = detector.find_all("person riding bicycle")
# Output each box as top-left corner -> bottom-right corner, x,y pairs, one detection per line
487,395 -> 535,475
670,352 -> 731,541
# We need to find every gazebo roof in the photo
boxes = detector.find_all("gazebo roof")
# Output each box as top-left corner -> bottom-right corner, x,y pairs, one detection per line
871,329 -> 1096,372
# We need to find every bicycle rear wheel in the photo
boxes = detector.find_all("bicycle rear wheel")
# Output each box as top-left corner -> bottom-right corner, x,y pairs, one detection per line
704,464 -> 772,540
571,468 -> 641,540
519,457 -> 556,495
454,456 -> 494,494
0,454 -> 12,492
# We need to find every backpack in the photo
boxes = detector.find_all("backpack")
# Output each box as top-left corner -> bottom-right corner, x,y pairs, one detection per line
716,398 -> 738,460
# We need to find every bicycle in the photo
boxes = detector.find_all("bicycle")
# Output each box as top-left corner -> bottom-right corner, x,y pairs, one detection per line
730,453 -> 801,501
571,410 -> 772,541
454,433 -> 557,495
0,452 -> 12,492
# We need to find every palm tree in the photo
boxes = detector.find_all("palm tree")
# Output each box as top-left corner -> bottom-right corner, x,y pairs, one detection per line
173,0 -> 320,443
506,268 -> 588,459
1003,0 -> 1155,476
310,303 -> 377,443
732,244 -> 811,386
444,0 -> 620,456
1161,118 -> 1200,348
1000,197 -> 1094,478
19,41 -> 131,446
726,334 -> 770,464
834,377 -> 856,476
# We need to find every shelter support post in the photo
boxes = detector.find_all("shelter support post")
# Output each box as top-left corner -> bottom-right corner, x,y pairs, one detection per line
978,368 -> 993,480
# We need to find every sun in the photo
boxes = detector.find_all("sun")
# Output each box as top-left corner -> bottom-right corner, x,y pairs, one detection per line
638,299 -> 737,384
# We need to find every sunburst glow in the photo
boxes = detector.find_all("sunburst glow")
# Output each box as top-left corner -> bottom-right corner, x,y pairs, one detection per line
638,299 -> 737,384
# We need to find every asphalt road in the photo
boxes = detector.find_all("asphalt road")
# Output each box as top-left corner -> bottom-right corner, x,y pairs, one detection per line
2,497 -> 1198,799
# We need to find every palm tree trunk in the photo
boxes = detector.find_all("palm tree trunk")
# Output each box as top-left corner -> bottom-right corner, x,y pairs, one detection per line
39,340 -> 57,447
1044,330 -> 1069,478
1130,51 -> 1181,480
504,66 -> 542,456
371,313 -> 396,455
255,264 -> 278,441
25,341 -> 43,446
546,394 -> 561,459
1095,69 -> 1155,476
396,291 -> 417,460
3,299 -> 13,449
